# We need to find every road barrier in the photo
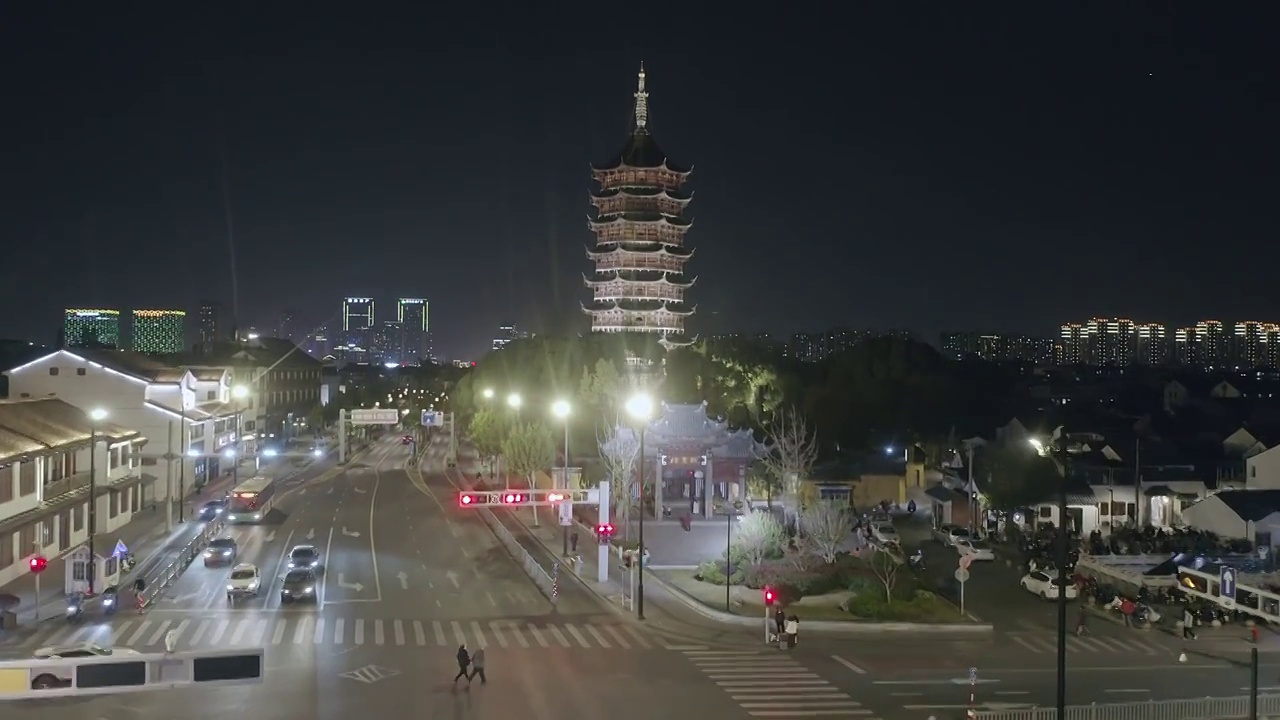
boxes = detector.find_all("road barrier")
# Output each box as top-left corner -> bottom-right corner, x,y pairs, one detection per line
476,508 -> 557,604
974,693 -> 1280,720
139,520 -> 225,608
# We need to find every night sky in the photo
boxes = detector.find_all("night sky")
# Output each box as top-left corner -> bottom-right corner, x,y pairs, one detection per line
1,5 -> 1275,359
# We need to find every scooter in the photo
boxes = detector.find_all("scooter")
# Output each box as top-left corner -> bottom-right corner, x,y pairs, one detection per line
65,593 -> 84,624
102,587 -> 119,616
909,551 -> 926,571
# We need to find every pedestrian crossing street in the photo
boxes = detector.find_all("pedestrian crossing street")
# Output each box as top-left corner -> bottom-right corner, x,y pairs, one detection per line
1006,631 -> 1170,656
18,616 -> 660,653
681,647 -> 878,718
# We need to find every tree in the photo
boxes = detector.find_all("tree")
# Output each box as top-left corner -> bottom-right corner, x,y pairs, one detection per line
760,407 -> 818,512
502,422 -> 555,487
799,502 -> 853,564
597,419 -> 640,532
732,511 -> 787,566
981,444 -> 1059,512
745,462 -> 781,511
469,408 -> 506,474
868,545 -> 904,603
579,358 -> 623,416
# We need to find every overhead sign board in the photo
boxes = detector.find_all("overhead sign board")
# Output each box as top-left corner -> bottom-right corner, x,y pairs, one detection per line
421,410 -> 444,427
349,409 -> 399,425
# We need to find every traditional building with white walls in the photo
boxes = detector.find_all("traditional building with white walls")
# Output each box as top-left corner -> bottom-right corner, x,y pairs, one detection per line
4,349 -> 244,518
0,399 -> 146,592
183,337 -> 322,444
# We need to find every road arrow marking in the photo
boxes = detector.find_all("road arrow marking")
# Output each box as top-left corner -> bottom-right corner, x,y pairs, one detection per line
342,527 -> 361,538
446,570 -> 460,589
327,487 -> 334,494
338,574 -> 364,592
264,531 -> 276,543
353,487 -> 367,494
397,572 -> 409,590
306,528 -> 316,540
165,593 -> 200,604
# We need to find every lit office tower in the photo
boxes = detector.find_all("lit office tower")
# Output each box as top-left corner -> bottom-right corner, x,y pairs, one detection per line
63,308 -> 122,348
1195,320 -> 1227,367
132,310 -> 186,353
398,298 -> 428,364
197,301 -> 223,349
1133,323 -> 1169,365
342,297 -> 375,346
1058,323 -> 1087,365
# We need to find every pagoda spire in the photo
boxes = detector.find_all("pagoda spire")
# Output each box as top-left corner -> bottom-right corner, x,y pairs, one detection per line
633,62 -> 649,133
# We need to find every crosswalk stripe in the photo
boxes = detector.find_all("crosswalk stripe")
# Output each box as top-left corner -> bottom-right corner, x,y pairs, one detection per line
509,624 -> 529,648
528,625 -> 550,648
190,619 -> 209,645
294,617 -> 311,645
109,621 -> 133,646
145,621 -> 171,647
374,620 -> 385,646
470,621 -> 486,647
393,620 -> 405,646
1011,635 -> 1044,652
413,620 -> 426,646
354,619 -> 365,645
171,620 -> 190,646
624,626 -> 650,649
334,618 -> 344,645
490,623 -> 508,648
548,625 -> 571,647
125,620 -> 152,646
604,626 -> 629,649
561,625 -> 586,647
450,621 -> 466,646
584,625 -> 610,647
209,619 -> 229,644
432,621 -> 446,645
313,618 -> 326,644
271,621 -> 287,645
230,619 -> 250,645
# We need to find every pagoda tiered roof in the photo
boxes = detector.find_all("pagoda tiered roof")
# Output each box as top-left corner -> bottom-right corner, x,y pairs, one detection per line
588,214 -> 692,229
591,132 -> 691,174
585,245 -> 693,261
584,273 -> 695,289
588,300 -> 695,316
604,402 -> 764,460
591,187 -> 692,202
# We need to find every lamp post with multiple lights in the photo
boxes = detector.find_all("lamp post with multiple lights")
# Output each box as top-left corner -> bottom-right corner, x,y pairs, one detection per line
228,385 -> 249,487
625,392 -> 654,620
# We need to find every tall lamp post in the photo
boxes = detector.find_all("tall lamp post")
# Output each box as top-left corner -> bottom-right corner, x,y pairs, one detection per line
87,408 -> 108,594
230,385 -> 249,486
625,392 -> 654,620
1031,437 -> 1069,718
505,393 -> 522,489
552,400 -> 572,555
479,388 -> 495,477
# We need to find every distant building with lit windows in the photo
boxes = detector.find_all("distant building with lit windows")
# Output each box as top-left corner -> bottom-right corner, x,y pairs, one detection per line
492,325 -> 527,351
131,310 -> 185,354
940,332 -> 1053,364
398,298 -> 429,363
342,297 -> 374,348
63,308 -> 121,349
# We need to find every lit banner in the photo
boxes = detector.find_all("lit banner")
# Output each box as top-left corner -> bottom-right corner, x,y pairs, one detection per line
0,647 -> 264,700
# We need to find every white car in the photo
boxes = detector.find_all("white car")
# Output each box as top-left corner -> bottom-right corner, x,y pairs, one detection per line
1020,571 -> 1078,600
226,563 -> 261,596
934,524 -> 971,547
956,539 -> 996,561
871,523 -> 899,545
34,642 -> 140,660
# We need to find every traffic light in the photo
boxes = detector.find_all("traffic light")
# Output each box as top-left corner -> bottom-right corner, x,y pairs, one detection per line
594,523 -> 615,544
29,555 -> 48,574
458,493 -> 478,507
763,587 -> 776,606
501,493 -> 526,504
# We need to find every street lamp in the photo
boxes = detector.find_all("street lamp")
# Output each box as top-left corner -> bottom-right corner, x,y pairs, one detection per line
231,385 -> 249,486
552,400 -> 572,555
482,388 -> 495,400
1029,437 -> 1069,718
506,393 -> 522,410
625,392 -> 654,620
87,408 -> 107,593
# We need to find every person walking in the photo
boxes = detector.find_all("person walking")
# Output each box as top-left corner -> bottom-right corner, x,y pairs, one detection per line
773,606 -> 786,642
468,648 -> 487,685
1075,605 -> 1089,636
784,615 -> 799,649
453,645 -> 470,685
1182,607 -> 1197,640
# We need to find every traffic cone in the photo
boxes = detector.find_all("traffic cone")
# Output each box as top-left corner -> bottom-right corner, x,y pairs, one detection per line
1178,649 -> 1188,663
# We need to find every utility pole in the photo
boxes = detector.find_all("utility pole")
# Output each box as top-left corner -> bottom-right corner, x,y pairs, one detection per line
178,408 -> 187,523
1054,443 -> 1069,719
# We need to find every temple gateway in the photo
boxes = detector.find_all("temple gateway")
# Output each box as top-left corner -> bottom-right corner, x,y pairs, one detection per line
611,402 -> 763,518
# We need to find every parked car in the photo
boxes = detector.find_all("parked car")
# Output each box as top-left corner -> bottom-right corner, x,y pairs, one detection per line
1021,571 -> 1078,600
871,523 -> 900,545
933,524 -> 971,547
956,539 -> 996,561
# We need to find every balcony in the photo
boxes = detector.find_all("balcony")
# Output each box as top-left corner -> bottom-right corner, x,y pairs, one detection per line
42,471 -> 92,502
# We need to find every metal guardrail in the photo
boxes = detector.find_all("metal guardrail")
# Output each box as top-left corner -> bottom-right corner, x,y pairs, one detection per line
137,520 -> 225,608
477,509 -> 557,604
974,693 -> 1280,720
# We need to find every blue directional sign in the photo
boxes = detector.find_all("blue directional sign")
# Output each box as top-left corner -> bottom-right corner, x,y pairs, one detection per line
969,666 -> 978,683
112,540 -> 128,558
1220,566 -> 1237,602
421,410 -> 444,427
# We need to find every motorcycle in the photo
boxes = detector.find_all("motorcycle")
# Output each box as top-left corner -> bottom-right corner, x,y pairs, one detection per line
908,551 -> 926,571
102,587 -> 119,616
65,593 -> 84,624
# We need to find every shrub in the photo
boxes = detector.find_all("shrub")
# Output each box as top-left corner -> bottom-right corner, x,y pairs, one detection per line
694,559 -> 745,586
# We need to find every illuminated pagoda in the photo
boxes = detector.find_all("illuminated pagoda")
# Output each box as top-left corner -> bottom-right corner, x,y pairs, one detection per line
585,64 -> 696,349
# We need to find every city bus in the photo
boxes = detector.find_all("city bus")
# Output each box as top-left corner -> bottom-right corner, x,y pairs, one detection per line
225,476 -> 276,523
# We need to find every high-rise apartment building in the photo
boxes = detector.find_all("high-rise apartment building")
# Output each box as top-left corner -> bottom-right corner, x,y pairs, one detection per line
63,308 -> 122,348
1195,320 -> 1228,367
1232,322 -> 1280,369
398,298 -> 429,364
197,301 -> 224,349
493,324 -> 528,351
342,297 -> 375,346
131,310 -> 185,353
1133,323 -> 1169,365
786,329 -> 913,363
1058,323 -> 1087,365
941,332 -> 1053,364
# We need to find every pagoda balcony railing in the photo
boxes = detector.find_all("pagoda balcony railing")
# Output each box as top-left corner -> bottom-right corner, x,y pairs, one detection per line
593,318 -> 688,333
593,198 -> 686,216
593,226 -> 687,245
595,169 -> 686,192
593,253 -> 687,274
592,284 -> 685,302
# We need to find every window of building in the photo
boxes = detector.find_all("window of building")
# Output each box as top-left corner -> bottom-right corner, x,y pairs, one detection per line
0,466 -> 12,503
244,420 -> 256,432
109,490 -> 119,518
73,504 -> 84,531
131,486 -> 140,513
19,462 -> 36,496
48,367 -> 59,376
76,368 -> 86,376
0,534 -> 13,569
18,524 -> 35,556
207,391 -> 217,401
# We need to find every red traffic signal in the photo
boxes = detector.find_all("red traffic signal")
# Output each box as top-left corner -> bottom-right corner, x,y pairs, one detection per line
502,493 -> 526,504
763,587 -> 776,606
459,493 -> 477,506
29,555 -> 48,574
595,523 -> 615,537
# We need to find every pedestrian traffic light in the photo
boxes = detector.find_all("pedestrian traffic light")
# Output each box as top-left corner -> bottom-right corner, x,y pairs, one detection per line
29,555 -> 48,574
595,523 -> 615,537
501,492 -> 526,504
763,587 -> 776,606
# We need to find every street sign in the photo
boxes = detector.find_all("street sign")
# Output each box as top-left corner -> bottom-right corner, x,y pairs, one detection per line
954,568 -> 970,583
558,499 -> 573,526
959,553 -> 974,570
421,410 -> 444,427
112,540 -> 129,558
969,667 -> 978,683
349,409 -> 399,425
1220,566 -> 1237,606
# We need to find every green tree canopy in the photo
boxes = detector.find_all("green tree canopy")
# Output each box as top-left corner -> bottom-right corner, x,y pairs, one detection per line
469,408 -> 506,464
503,422 -> 556,480
980,443 -> 1061,512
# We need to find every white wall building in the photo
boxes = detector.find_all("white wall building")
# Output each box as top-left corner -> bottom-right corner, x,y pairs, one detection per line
4,350 -> 249,518
0,399 -> 146,591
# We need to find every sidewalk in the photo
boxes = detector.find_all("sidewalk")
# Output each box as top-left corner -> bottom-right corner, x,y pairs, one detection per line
0,460 -> 250,631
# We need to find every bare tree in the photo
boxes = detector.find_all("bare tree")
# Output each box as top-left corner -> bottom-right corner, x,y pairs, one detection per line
868,546 -> 904,603
597,417 -> 640,535
760,407 -> 818,513
732,511 -> 787,566
799,502 -> 853,564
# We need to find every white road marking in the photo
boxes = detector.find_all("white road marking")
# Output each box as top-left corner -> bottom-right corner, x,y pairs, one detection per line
832,655 -> 867,674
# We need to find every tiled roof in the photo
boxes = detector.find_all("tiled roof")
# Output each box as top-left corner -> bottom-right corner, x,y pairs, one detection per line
1208,490 -> 1280,523
0,399 -> 142,462
68,348 -> 184,383
189,368 -> 226,382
